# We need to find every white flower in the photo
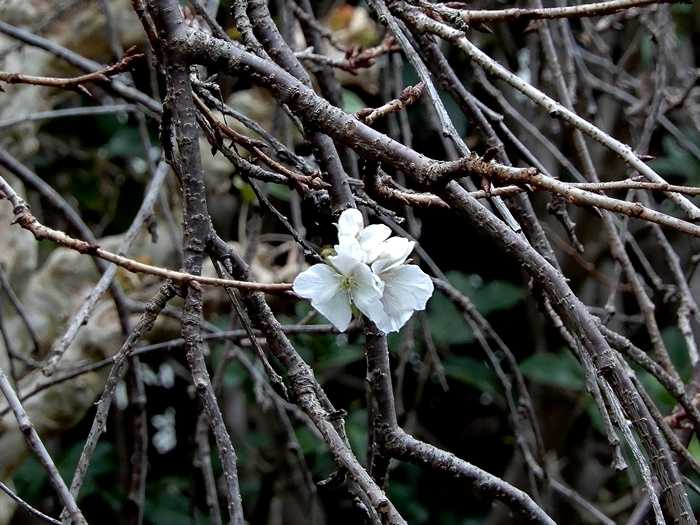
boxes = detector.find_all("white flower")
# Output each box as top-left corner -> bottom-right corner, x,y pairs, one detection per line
293,249 -> 386,332
370,237 -> 434,334
140,363 -> 159,385
152,407 -> 177,454
336,208 -> 392,263
115,381 -> 128,410
294,208 -> 434,334
158,363 -> 175,389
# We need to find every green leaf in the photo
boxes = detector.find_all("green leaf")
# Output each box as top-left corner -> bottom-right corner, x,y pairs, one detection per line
689,436 -> 700,462
347,409 -> 369,464
428,271 -> 524,346
296,426 -> 322,455
294,426 -> 334,476
662,326 -> 692,381
316,344 -> 364,371
342,89 -> 365,113
59,442 -> 116,500
13,456 -> 47,502
583,397 -> 606,435
440,272 -> 525,315
441,90 -> 468,137
427,293 -> 474,345
390,482 -> 430,524
388,463 -> 430,524
101,126 -> 141,159
14,441 -> 117,505
445,271 -> 524,316
639,32 -> 654,69
651,134 -> 700,184
232,176 -> 257,203
144,477 -> 192,525
638,371 -> 676,413
223,360 -> 247,388
473,280 -> 525,315
519,352 -> 585,391
265,182 -> 291,202
443,355 -> 501,401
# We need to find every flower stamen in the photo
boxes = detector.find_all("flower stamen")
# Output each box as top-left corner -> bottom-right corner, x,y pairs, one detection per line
340,274 -> 357,291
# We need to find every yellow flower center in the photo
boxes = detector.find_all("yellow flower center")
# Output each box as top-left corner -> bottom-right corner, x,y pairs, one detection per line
340,273 -> 357,292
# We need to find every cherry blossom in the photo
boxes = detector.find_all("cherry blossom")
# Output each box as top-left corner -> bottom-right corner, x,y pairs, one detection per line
292,249 -> 386,332
293,209 -> 434,333
370,237 -> 434,333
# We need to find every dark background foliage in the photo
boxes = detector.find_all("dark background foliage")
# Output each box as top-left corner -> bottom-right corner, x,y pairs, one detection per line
5,0 -> 700,524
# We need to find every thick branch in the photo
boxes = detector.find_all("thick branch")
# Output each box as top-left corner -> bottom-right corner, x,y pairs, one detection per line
400,6 -> 700,220
146,1 -> 245,522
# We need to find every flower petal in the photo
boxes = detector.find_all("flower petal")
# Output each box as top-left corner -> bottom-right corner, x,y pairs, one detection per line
349,262 -> 386,325
336,208 -> 364,239
357,224 -> 392,258
353,259 -> 385,295
329,251 -> 366,275
382,264 -> 434,315
312,291 -> 353,332
371,237 -> 416,274
373,309 -> 414,334
335,236 -> 367,263
293,264 -> 341,303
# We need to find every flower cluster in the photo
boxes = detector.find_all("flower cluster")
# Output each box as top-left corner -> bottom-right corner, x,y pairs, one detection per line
293,209 -> 434,334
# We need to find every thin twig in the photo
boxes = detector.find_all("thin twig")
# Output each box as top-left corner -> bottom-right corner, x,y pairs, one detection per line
0,480 -> 61,525
0,174 -> 292,294
424,0 -> 680,24
0,366 -> 85,524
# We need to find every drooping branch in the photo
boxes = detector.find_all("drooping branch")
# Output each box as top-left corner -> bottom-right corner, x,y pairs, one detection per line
0,51 -> 143,96
0,20 -> 161,114
0,1 -> 697,523
42,161 -> 170,375
247,0 -> 355,212
143,1 -> 245,523
64,282 -> 177,507
209,231 -> 408,523
423,0 -> 681,25
440,183 -> 695,523
0,176 -> 291,294
398,5 -> 700,221
0,366 -> 85,524
167,23 -> 698,519
0,480 -> 61,525
362,320 -> 557,524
